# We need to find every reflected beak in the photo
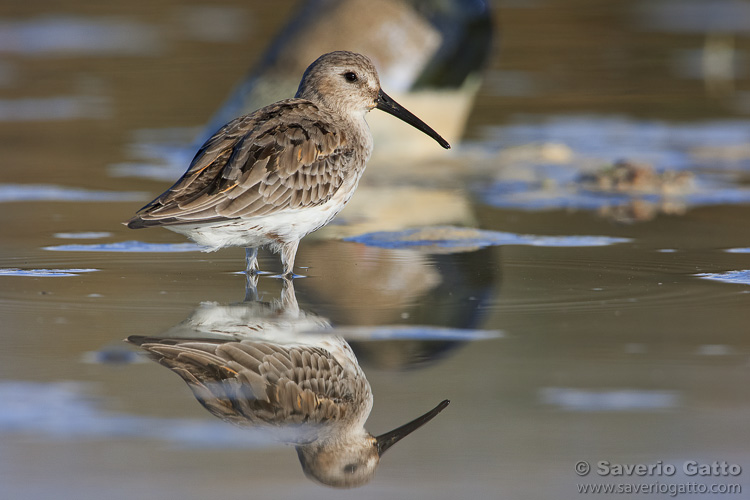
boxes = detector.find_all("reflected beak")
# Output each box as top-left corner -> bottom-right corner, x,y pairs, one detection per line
375,90 -> 451,149
375,400 -> 450,456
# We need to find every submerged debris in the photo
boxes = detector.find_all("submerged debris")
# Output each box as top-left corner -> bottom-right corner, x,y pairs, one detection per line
578,160 -> 695,223
580,160 -> 694,195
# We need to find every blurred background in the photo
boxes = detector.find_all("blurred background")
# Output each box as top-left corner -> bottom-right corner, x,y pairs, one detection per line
1,0 -> 750,498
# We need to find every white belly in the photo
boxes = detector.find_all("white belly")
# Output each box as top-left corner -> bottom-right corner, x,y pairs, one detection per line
167,188 -> 355,252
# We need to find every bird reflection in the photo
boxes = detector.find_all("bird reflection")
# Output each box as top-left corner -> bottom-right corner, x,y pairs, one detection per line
127,277 -> 448,488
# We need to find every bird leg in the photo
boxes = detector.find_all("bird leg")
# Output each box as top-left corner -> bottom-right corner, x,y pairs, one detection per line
280,240 -> 300,277
244,272 -> 259,302
279,276 -> 299,314
245,247 -> 259,274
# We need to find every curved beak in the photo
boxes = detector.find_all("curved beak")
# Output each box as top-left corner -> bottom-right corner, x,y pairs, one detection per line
376,90 -> 451,149
375,399 -> 450,456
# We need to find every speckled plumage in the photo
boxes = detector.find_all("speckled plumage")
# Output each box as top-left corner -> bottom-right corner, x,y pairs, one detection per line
128,333 -> 448,488
128,336 -> 371,442
126,51 -> 449,276
127,279 -> 449,488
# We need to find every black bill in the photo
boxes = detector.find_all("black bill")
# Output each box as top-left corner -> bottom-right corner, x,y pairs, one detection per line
375,399 -> 450,456
376,90 -> 451,149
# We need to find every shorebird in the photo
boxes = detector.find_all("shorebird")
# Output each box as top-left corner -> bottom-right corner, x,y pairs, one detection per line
126,280 -> 449,488
126,51 -> 450,276
157,274 -> 331,342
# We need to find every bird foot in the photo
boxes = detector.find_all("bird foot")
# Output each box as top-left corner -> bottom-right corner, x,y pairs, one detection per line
269,272 -> 306,279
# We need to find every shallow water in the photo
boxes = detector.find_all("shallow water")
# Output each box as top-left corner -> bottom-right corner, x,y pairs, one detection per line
2,0 -> 750,498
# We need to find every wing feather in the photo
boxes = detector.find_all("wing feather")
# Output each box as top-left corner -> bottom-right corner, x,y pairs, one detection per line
127,99 -> 353,229
127,336 -> 370,436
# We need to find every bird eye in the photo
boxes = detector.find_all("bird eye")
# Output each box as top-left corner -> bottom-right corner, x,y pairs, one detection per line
343,464 -> 358,474
343,72 -> 358,83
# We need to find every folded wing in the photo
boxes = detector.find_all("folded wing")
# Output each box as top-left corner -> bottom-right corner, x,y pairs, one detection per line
127,99 -> 353,228
127,336 -> 369,437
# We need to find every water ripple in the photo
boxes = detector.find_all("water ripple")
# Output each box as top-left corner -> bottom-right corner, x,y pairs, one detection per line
539,387 -> 681,411
0,16 -> 162,56
0,184 -> 146,202
53,232 -> 112,239
0,268 -> 98,277
695,270 -> 750,285
44,241 -> 202,252
487,253 -> 747,315
478,179 -> 750,212
0,381 -> 274,448
333,325 -> 502,341
345,226 -> 630,252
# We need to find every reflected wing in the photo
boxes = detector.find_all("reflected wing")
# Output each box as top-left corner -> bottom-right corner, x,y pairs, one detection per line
127,336 -> 369,434
127,99 -> 353,228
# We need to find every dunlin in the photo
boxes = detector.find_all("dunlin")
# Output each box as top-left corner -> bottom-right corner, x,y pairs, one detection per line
127,280 -> 449,488
126,51 -> 449,276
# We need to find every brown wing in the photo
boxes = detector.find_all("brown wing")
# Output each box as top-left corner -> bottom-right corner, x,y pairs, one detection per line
127,336 -> 369,437
127,99 -> 354,228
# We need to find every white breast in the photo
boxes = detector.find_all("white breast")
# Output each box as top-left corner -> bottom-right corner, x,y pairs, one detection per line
167,175 -> 363,252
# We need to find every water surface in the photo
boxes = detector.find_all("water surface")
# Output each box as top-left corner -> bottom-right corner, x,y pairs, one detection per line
1,0 -> 749,498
